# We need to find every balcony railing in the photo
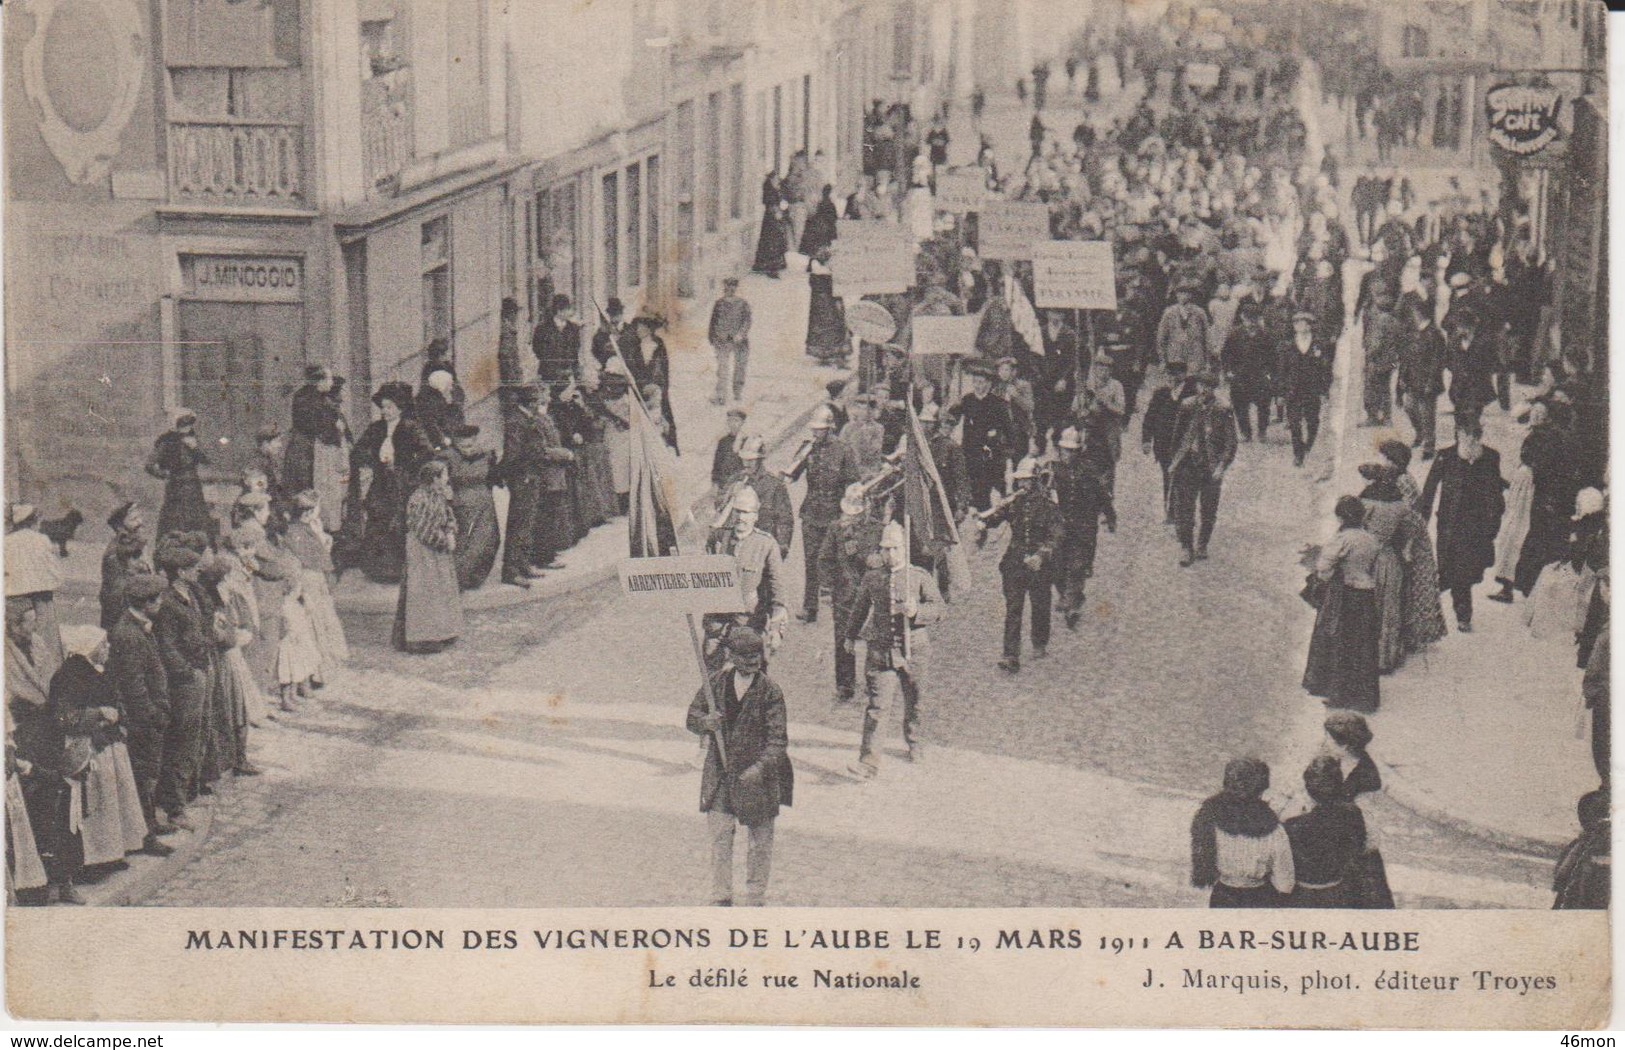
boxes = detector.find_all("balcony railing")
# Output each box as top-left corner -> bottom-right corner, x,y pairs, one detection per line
168,120 -> 305,209
362,73 -> 415,188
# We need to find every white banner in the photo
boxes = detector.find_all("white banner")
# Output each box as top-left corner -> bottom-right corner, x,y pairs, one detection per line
831,220 -> 916,296
978,201 -> 1050,261
1032,241 -> 1118,310
618,555 -> 745,613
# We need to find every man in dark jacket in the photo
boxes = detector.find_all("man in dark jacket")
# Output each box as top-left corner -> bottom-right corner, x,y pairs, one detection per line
1361,290 -> 1403,427
786,407 -> 859,623
1221,305 -> 1274,442
1168,373 -> 1238,566
1398,298 -> 1446,459
686,627 -> 791,907
711,408 -> 748,495
1418,419 -> 1506,632
591,297 -> 645,384
1053,427 -> 1116,628
982,457 -> 1062,673
152,545 -> 209,830
100,502 -> 151,630
106,574 -> 174,854
817,484 -> 884,705
1140,362 -> 1192,518
1279,311 -> 1332,467
958,364 -> 1016,514
729,437 -> 795,561
533,294 -> 582,383
500,385 -> 572,587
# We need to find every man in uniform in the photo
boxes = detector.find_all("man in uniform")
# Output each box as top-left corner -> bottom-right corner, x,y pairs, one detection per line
686,626 -> 791,907
152,544 -> 209,831
106,573 -> 174,855
839,395 -> 887,478
703,487 -> 788,673
1168,372 -> 1239,566
729,437 -> 794,560
844,522 -> 944,776
958,362 -> 1016,514
786,406 -> 859,624
1052,427 -> 1116,629
1221,301 -> 1275,442
981,457 -> 1062,673
818,483 -> 884,705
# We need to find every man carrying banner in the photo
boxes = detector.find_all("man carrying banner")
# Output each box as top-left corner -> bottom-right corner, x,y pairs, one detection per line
844,522 -> 944,777
786,407 -> 859,625
686,626 -> 792,907
818,483 -> 884,705
703,487 -> 788,674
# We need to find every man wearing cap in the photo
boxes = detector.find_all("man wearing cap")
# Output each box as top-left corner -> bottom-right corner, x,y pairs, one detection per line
704,488 -> 788,674
1444,308 -> 1496,431
1398,297 -> 1446,460
1081,350 -> 1126,465
920,403 -> 967,525
839,395 -> 887,479
499,385 -> 571,587
1167,372 -> 1238,566
727,437 -> 794,560
708,277 -> 753,405
981,458 -> 1062,673
1140,362 -> 1195,518
591,297 -> 644,383
686,626 -> 791,906
1279,311 -> 1332,467
1053,427 -> 1116,628
958,364 -> 1016,514
844,521 -> 944,775
1360,289 -> 1402,428
786,406 -> 859,624
995,357 -> 1035,458
254,425 -> 293,523
107,574 -> 175,852
100,503 -> 151,631
817,483 -> 884,704
534,294 -> 582,383
711,408 -> 749,496
1156,282 -> 1210,373
152,545 -> 209,829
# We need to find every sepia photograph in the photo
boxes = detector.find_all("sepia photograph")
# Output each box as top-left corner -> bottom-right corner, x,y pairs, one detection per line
0,0 -> 1613,1028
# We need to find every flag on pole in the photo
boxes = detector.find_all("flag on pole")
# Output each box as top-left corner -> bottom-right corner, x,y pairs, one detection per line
623,360 -> 686,558
1007,271 -> 1045,357
903,403 -> 971,601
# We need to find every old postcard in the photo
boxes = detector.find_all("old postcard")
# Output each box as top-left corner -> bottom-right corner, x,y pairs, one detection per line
0,0 -> 1611,1028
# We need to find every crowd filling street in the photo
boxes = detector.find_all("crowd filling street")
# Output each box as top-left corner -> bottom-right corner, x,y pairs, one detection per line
4,11 -> 1608,913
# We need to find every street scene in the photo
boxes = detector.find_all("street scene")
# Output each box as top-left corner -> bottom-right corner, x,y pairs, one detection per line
2,0 -> 1609,913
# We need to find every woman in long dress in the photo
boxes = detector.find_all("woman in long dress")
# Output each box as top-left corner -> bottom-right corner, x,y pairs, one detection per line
6,600 -> 73,903
1378,441 -> 1447,652
1359,464 -> 1410,674
1283,756 -> 1367,908
1322,712 -> 1394,908
146,410 -> 213,542
634,317 -> 678,454
6,704 -> 48,901
5,504 -> 66,668
799,184 -> 840,257
1303,496 -> 1381,713
393,461 -> 464,654
446,424 -> 500,591
217,526 -> 270,730
50,625 -> 149,871
196,560 -> 248,783
351,383 -> 433,584
285,366 -> 351,529
596,365 -> 634,517
805,248 -> 849,365
752,172 -> 789,277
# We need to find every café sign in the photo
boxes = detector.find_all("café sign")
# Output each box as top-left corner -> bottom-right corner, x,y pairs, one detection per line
1485,84 -> 1562,156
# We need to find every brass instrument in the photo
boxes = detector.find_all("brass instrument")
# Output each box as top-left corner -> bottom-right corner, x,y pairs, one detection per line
779,436 -> 815,480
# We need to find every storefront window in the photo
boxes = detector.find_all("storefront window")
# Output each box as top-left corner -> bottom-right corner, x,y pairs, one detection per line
603,171 -> 619,301
646,155 -> 661,292
627,161 -> 642,288
730,85 -> 745,220
536,182 -> 579,317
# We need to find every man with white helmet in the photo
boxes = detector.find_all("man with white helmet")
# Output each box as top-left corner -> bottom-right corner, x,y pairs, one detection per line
980,456 -> 1062,673
816,482 -> 884,704
785,405 -> 859,624
703,486 -> 788,673
726,436 -> 794,560
843,521 -> 944,775
1052,427 -> 1116,629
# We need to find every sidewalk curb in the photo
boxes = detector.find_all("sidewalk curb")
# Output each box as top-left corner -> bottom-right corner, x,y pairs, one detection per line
1375,758 -> 1566,856
84,793 -> 219,907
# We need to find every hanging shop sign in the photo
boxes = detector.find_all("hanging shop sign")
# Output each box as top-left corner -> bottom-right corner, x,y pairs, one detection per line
1485,84 -> 1563,156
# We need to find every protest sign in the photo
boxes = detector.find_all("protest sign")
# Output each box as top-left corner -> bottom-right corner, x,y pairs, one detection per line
830,220 -> 916,296
911,315 -> 981,356
1032,241 -> 1118,310
618,555 -> 745,614
978,201 -> 1050,261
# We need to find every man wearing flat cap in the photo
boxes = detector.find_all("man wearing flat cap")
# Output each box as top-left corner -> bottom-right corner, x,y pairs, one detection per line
1167,372 -> 1238,567
152,545 -> 209,830
1279,311 -> 1332,467
1156,282 -> 1210,373
686,626 -> 791,906
100,502 -> 151,631
816,483 -> 883,704
786,407 -> 859,625
107,574 -> 175,852
957,363 -> 1016,514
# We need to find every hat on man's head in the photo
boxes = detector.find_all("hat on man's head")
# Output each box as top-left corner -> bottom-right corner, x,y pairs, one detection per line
1292,310 -> 1316,324
840,483 -> 868,517
606,297 -> 626,317
255,423 -> 283,443
304,365 -> 330,382
155,544 -> 201,572
124,574 -> 167,605
372,381 -> 416,410
726,406 -> 749,421
293,489 -> 321,512
106,501 -> 137,531
1193,371 -> 1219,388
450,423 -> 481,439
1058,427 -> 1083,450
1377,438 -> 1412,470
235,490 -> 270,510
173,409 -> 198,429
7,503 -> 36,529
879,522 -> 906,550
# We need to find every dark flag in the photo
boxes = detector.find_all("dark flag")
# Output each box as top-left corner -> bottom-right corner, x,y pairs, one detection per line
903,402 -> 970,599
